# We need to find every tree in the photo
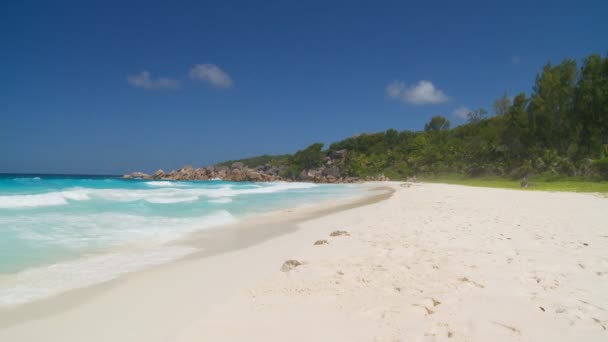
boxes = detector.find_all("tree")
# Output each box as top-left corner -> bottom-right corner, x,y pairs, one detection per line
574,53 -> 608,158
290,143 -> 325,171
528,59 -> 578,154
467,108 -> 488,123
500,92 -> 529,163
222,52 -> 608,181
424,116 -> 450,132
385,129 -> 399,146
493,92 -> 511,116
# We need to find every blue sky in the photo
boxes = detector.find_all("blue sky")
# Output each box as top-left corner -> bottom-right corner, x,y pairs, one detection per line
1,0 -> 607,174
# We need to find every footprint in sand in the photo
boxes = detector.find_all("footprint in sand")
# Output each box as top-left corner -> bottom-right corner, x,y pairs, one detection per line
423,322 -> 454,340
432,298 -> 441,306
592,318 -> 607,331
458,277 -> 485,288
491,321 -> 521,335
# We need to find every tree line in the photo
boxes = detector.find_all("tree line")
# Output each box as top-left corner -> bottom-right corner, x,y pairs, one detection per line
223,53 -> 608,180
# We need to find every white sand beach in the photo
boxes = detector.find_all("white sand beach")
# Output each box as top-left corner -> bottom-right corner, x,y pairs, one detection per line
1,183 -> 607,341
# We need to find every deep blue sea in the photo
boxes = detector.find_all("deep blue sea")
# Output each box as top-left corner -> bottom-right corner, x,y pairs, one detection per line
0,174 -> 363,306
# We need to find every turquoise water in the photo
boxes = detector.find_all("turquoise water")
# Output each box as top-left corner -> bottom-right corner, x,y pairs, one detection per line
0,174 -> 363,306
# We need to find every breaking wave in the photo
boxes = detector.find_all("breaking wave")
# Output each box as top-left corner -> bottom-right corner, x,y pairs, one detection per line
0,182 -> 318,209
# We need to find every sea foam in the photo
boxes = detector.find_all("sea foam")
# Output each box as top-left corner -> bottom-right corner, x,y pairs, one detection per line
0,209 -> 239,306
0,189 -> 90,209
145,181 -> 187,187
0,177 -> 351,307
0,246 -> 198,306
6,210 -> 238,249
0,182 -> 318,208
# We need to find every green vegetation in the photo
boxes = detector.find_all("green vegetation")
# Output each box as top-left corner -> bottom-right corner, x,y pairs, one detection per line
220,53 -> 608,192
419,174 -> 608,193
282,143 -> 325,178
216,154 -> 290,168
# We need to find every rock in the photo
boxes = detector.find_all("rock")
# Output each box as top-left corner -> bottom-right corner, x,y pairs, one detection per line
322,166 -> 341,178
129,172 -> 150,179
330,230 -> 350,237
229,168 -> 247,181
298,169 -> 313,181
268,167 -> 280,175
377,174 -> 390,181
325,176 -> 337,183
280,260 -> 302,272
247,170 -> 263,181
314,239 -> 328,245
153,169 -> 165,179
123,154 -> 371,184
194,168 -> 208,180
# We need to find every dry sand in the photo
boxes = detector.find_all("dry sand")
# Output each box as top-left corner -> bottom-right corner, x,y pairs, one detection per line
1,183 -> 607,341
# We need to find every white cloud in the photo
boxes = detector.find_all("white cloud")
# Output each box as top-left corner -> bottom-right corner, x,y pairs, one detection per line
452,106 -> 470,119
127,71 -> 179,90
386,80 -> 448,105
189,64 -> 233,88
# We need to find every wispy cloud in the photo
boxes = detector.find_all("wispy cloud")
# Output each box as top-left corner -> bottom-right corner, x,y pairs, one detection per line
511,56 -> 521,65
386,80 -> 448,105
189,64 -> 233,88
452,106 -> 470,119
127,71 -> 179,90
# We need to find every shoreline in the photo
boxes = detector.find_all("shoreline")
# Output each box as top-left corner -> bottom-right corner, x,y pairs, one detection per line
2,182 -> 606,341
0,184 -> 394,332
174,182 -> 608,342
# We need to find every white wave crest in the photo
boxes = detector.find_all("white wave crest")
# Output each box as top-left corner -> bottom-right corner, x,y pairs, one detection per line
145,196 -> 199,204
209,197 -> 233,204
10,210 -> 239,248
0,182 -> 318,208
0,189 -> 90,209
145,181 -> 186,187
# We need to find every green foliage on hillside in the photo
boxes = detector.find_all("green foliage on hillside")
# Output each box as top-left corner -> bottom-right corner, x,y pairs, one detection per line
220,53 -> 608,184
326,53 -> 608,180
282,143 -> 326,178
216,154 -> 290,168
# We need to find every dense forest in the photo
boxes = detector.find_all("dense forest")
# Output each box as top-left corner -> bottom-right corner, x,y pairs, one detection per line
220,53 -> 608,181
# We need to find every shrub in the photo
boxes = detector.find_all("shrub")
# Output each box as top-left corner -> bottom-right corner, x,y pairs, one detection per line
592,158 -> 608,180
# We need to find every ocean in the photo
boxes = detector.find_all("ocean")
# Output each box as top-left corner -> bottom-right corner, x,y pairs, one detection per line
0,174 -> 363,307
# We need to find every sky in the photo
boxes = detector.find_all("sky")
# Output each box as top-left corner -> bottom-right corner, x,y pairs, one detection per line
1,0 -> 607,175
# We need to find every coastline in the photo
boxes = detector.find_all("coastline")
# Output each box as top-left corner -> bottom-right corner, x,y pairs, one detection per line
0,184 -> 393,336
1,182 -> 607,341
174,182 -> 608,342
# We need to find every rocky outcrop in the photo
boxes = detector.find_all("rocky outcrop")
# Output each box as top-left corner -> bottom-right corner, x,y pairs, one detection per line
153,169 -> 165,179
122,148 -> 392,183
124,163 -> 285,182
123,172 -> 150,179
